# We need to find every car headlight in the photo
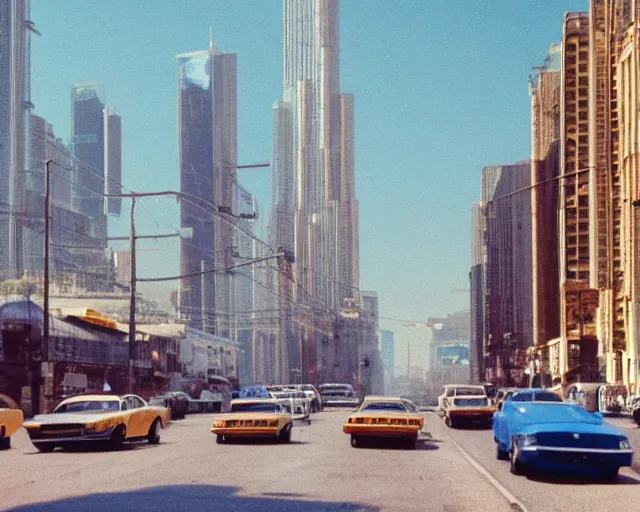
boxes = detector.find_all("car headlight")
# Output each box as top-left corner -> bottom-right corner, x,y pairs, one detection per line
620,437 -> 632,450
516,434 -> 537,447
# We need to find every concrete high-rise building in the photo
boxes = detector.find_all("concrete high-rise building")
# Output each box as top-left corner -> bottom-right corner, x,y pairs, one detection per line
0,0 -> 33,279
481,163 -> 533,386
176,38 -> 238,336
361,291 -> 383,394
529,44 -> 561,352
381,330 -> 395,394
469,201 -> 484,384
272,0 -> 359,382
557,13 -> 600,384
103,108 -> 121,216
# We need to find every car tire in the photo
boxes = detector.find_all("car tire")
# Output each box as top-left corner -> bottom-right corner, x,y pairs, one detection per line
34,443 -> 55,453
602,467 -> 619,482
510,438 -> 525,475
407,436 -> 418,450
0,435 -> 10,450
633,407 -> 640,427
110,425 -> 126,450
496,442 -> 509,461
216,435 -> 225,444
147,419 -> 161,445
350,435 -> 360,448
280,425 -> 292,443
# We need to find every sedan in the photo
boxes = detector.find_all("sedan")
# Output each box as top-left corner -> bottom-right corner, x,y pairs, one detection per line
493,388 -> 633,480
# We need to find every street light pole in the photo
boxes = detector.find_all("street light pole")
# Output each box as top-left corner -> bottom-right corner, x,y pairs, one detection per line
43,159 -> 52,365
128,197 -> 136,393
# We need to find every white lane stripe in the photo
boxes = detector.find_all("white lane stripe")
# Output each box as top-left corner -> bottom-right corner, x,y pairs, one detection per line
446,432 -> 529,512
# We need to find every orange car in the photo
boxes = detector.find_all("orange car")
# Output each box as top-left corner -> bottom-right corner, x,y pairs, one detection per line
0,408 -> 24,450
23,394 -> 168,452
343,396 -> 424,449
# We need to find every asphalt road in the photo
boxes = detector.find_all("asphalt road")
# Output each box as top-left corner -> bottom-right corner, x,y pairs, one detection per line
2,410 -> 513,512
2,411 -> 639,512
424,412 -> 640,512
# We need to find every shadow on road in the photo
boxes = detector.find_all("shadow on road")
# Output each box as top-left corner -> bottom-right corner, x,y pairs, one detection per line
5,485 -> 380,512
220,438 -> 310,446
525,471 -> 640,486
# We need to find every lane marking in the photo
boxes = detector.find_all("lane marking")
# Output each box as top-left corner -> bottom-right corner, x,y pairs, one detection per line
445,431 -> 529,512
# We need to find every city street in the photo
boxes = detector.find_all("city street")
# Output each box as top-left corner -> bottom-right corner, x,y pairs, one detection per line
1,410 -> 639,512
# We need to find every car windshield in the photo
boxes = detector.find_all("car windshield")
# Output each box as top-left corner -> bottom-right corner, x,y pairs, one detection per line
362,402 -> 407,411
54,400 -> 120,413
533,392 -> 563,402
230,403 -> 280,413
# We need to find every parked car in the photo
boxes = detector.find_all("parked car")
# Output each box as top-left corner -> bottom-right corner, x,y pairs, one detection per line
343,395 -> 424,449
564,382 -> 627,414
0,407 -> 23,450
492,388 -> 633,480
210,398 -> 293,444
149,391 -> 190,419
299,384 -> 323,412
22,394 -> 168,452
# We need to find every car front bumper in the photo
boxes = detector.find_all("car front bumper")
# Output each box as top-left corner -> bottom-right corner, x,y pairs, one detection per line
518,445 -> 634,470
211,427 -> 279,437
26,426 -> 116,444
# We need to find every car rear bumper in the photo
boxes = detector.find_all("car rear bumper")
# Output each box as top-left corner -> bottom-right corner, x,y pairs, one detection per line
343,424 -> 421,437
519,446 -> 634,470
448,407 -> 495,418
211,427 -> 279,437
322,399 -> 360,408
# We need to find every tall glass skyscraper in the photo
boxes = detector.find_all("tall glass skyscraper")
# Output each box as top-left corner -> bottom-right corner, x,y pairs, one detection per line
271,0 -> 360,382
177,39 -> 238,336
0,0 -> 30,278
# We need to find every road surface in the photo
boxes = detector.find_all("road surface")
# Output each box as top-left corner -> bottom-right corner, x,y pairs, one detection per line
1,410 -> 639,511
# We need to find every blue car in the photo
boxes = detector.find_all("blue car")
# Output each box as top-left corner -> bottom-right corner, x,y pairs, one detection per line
492,388 -> 633,480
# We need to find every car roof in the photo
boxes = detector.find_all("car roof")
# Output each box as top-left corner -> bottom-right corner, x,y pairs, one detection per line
61,394 -> 121,404
445,384 -> 484,389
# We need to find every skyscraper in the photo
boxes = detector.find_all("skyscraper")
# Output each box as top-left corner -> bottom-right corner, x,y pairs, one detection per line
177,37 -> 238,337
272,0 -> 360,381
0,0 -> 31,279
381,330 -> 395,394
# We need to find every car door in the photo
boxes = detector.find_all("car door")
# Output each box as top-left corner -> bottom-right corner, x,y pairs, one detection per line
125,396 -> 147,438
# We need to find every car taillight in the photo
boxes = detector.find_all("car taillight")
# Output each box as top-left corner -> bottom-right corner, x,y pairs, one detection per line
269,420 -> 278,427
356,417 -> 364,424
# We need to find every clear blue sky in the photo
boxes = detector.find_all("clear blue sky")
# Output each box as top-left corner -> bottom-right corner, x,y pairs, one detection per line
30,0 -> 587,372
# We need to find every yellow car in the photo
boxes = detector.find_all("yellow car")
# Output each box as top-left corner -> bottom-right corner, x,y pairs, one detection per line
22,394 -> 168,453
0,408 -> 24,450
211,398 -> 292,444
343,396 -> 424,449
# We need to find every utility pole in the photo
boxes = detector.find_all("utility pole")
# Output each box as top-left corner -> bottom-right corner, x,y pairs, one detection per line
43,160 -> 52,364
128,197 -> 136,393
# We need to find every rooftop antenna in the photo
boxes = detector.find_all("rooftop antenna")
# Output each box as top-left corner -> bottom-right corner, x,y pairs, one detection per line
209,27 -> 213,51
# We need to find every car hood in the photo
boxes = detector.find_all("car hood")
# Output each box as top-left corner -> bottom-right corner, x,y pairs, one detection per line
516,421 -> 623,437
25,411 -> 120,424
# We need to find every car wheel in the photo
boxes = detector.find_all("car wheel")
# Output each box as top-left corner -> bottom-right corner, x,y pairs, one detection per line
147,419 -> 161,445
280,425 -> 292,443
602,467 -> 619,482
34,443 -> 55,453
216,435 -> 225,445
0,435 -> 10,450
110,425 -> 126,450
510,438 -> 525,475
350,435 -> 360,448
496,442 -> 509,461
633,407 -> 640,426
407,436 -> 418,450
